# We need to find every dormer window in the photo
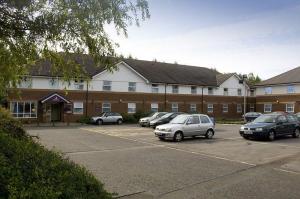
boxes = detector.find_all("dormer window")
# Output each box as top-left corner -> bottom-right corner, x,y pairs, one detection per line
49,78 -> 58,88
223,88 -> 228,96
74,79 -> 84,90
172,85 -> 179,94
19,77 -> 32,88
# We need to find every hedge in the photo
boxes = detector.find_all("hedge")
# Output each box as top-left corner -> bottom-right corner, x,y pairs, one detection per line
0,108 -> 113,198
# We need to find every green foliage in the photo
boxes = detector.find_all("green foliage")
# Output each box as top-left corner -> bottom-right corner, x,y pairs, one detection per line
0,0 -> 150,97
0,107 -> 113,198
133,110 -> 150,121
0,107 -> 27,139
77,116 -> 92,124
121,113 -> 137,123
247,73 -> 262,85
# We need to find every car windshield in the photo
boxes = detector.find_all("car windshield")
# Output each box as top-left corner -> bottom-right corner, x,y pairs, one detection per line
170,115 -> 189,124
160,113 -> 173,119
253,115 -> 277,123
148,112 -> 156,117
100,112 -> 106,117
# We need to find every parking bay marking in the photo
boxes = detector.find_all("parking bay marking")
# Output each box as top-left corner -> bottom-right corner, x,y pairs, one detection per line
82,128 -> 257,167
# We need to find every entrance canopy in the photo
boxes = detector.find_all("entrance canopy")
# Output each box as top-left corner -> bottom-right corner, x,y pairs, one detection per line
40,93 -> 71,104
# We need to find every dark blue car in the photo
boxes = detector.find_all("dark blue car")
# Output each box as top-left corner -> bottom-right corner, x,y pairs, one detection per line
240,113 -> 300,141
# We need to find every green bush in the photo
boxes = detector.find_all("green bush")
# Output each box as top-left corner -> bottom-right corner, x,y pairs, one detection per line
0,107 -> 27,139
133,110 -> 150,121
121,113 -> 137,123
0,108 -> 113,198
77,116 -> 92,124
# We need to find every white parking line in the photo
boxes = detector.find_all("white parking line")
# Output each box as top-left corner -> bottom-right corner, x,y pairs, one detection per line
82,128 -> 257,167
274,168 -> 300,175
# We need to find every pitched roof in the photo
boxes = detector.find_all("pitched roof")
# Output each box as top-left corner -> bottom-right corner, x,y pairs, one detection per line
28,55 -> 219,86
216,73 -> 235,86
256,66 -> 300,86
123,59 -> 218,86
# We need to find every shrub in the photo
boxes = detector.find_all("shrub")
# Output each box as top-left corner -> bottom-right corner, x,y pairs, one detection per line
133,110 -> 150,121
77,116 -> 92,124
0,107 -> 27,139
0,133 -> 113,199
121,113 -> 137,123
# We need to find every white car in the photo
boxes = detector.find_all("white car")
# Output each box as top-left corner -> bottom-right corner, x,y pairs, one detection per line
139,112 -> 167,127
91,112 -> 123,125
154,114 -> 215,142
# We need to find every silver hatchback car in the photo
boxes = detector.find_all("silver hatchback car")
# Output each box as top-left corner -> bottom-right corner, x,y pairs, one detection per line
154,114 -> 215,142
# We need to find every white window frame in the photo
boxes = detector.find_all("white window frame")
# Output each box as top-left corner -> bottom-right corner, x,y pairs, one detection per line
171,103 -> 178,112
128,82 -> 136,92
287,85 -> 295,94
151,103 -> 159,112
10,101 -> 37,118
49,77 -> 59,88
19,77 -> 32,88
74,79 -> 84,90
73,102 -> 84,114
264,87 -> 272,95
172,85 -> 179,94
250,89 -> 255,97
237,89 -> 242,96
237,104 -> 242,113
207,104 -> 213,113
102,102 -> 111,112
223,104 -> 228,113
264,103 -> 272,113
223,88 -> 228,96
250,104 -> 255,112
128,103 -> 136,113
152,84 -> 159,93
190,104 -> 197,112
191,86 -> 197,94
286,103 -> 294,113
103,80 -> 112,91
208,87 -> 213,95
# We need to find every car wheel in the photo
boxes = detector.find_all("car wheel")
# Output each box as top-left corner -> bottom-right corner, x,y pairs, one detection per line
159,137 -> 165,141
205,129 -> 214,139
243,135 -> 250,140
97,119 -> 103,125
117,119 -> 122,125
293,128 -> 300,138
268,131 -> 275,141
173,132 -> 183,142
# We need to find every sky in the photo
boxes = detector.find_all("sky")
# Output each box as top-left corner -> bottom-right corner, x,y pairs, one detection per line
107,0 -> 300,80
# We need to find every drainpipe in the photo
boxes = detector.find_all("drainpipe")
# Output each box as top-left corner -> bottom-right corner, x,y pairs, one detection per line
85,81 -> 89,117
201,87 -> 204,113
164,83 -> 167,111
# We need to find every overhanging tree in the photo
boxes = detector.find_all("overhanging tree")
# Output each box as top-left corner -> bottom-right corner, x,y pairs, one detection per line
0,0 -> 150,97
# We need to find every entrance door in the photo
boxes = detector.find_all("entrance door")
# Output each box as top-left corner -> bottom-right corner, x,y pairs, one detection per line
51,103 -> 61,122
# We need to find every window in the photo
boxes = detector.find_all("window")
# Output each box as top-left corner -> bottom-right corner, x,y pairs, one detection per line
278,115 -> 287,123
286,103 -> 294,113
287,115 -> 297,122
128,82 -> 136,92
128,103 -> 136,113
73,102 -> 83,114
237,104 -> 242,113
190,104 -> 197,112
151,103 -> 159,112
172,85 -> 179,94
74,79 -> 84,90
223,88 -> 228,96
237,89 -> 242,96
187,116 -> 200,124
19,77 -> 32,88
191,86 -> 197,94
250,104 -> 255,112
287,85 -> 295,94
250,89 -> 255,97
152,84 -> 159,93
223,104 -> 228,113
171,103 -> 178,112
264,87 -> 272,94
208,87 -> 213,95
49,78 -> 58,88
207,104 -> 213,113
103,81 -> 112,91
10,101 -> 37,118
264,103 -> 272,113
102,102 -> 111,112
200,115 -> 210,123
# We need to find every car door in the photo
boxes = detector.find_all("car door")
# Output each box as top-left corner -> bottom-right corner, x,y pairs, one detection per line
104,113 -> 113,123
184,116 -> 201,136
200,115 -> 212,135
287,115 -> 298,135
276,115 -> 288,135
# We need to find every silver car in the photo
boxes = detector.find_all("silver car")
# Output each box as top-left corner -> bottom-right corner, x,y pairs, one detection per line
91,112 -> 123,125
139,112 -> 167,127
154,114 -> 215,142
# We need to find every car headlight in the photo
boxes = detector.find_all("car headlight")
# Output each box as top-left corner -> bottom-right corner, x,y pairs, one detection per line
240,126 -> 245,130
165,128 -> 172,132
256,128 -> 263,132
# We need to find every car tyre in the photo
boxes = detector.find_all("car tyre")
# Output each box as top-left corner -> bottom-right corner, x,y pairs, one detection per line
173,131 -> 183,142
159,137 -> 165,141
268,130 -> 275,141
117,119 -> 123,125
292,128 -> 300,138
243,135 -> 250,140
97,119 -> 103,125
205,129 -> 214,139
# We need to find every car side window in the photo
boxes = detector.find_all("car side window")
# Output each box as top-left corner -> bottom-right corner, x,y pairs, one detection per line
188,116 -> 200,124
170,114 -> 177,119
106,113 -> 112,117
278,116 -> 287,123
200,116 -> 210,124
287,115 -> 297,122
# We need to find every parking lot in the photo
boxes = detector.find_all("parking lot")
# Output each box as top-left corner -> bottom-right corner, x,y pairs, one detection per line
27,124 -> 300,199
